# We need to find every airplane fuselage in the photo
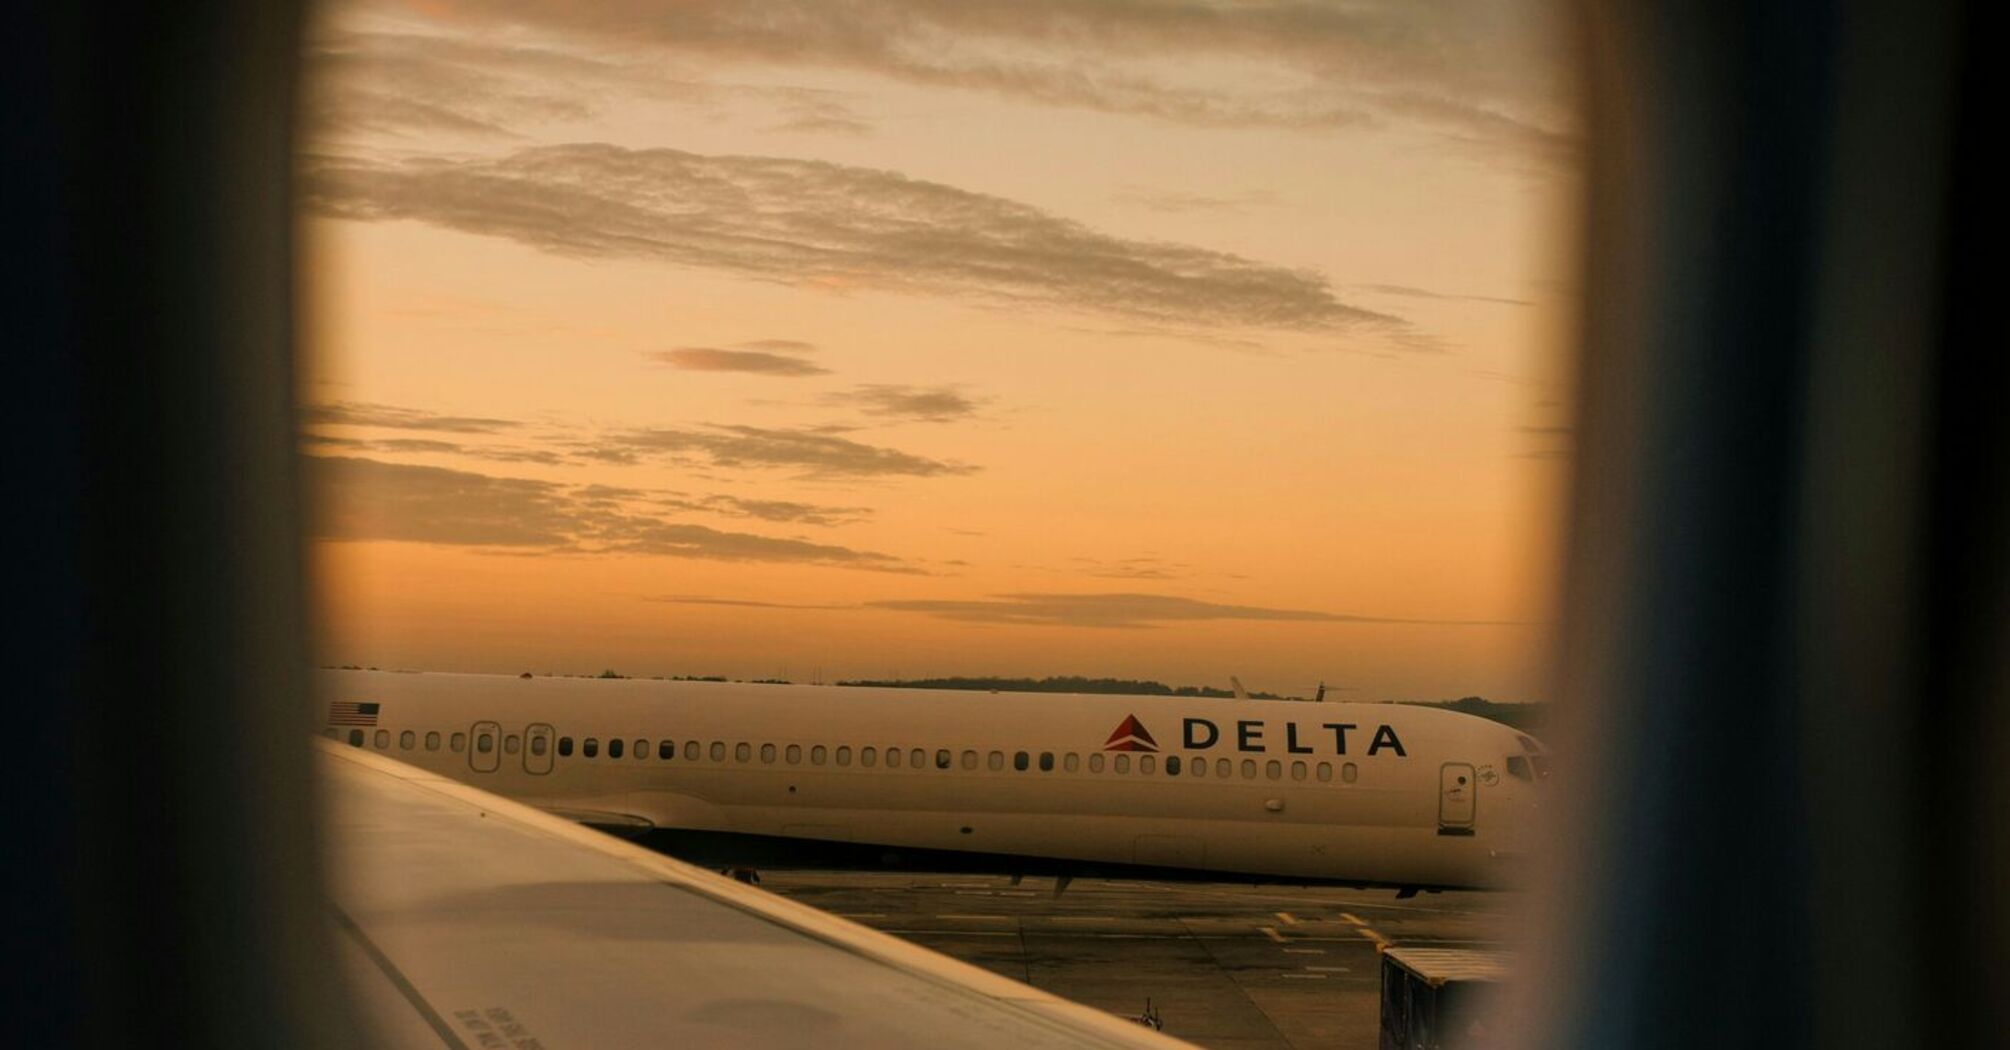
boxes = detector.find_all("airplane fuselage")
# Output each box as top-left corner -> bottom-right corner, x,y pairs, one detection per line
316,670 -> 1545,890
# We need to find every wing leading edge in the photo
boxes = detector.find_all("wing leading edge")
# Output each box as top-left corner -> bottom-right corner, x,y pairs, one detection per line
318,739 -> 1189,1048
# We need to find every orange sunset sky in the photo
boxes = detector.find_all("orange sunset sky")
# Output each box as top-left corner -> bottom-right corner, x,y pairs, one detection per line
301,0 -> 1579,701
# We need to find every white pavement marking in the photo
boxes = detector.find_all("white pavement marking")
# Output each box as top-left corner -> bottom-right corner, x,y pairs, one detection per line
1051,916 -> 1118,924
1281,973 -> 1327,980
1306,966 -> 1352,972
1282,948 -> 1326,955
1260,926 -> 1288,943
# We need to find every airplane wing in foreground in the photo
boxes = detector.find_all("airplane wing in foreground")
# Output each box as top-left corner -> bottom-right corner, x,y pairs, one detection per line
319,739 -> 1189,1048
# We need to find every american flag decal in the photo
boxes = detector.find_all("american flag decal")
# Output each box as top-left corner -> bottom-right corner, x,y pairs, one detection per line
328,701 -> 380,727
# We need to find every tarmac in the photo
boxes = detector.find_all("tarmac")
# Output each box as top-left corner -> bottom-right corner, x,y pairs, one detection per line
760,872 -> 1519,1050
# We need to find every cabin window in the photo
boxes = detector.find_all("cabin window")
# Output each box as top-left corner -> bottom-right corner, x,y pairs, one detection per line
1114,754 -> 1131,774
886,747 -> 903,769
812,745 -> 828,765
1240,759 -> 1257,779
634,739 -> 647,759
450,732 -> 466,753
960,749 -> 978,770
761,743 -> 777,763
836,746 -> 852,767
1142,755 -> 1159,774
710,741 -> 726,761
1265,760 -> 1282,780
504,734 -> 521,755
1342,762 -> 1359,784
1216,758 -> 1232,778
1013,751 -> 1029,771
987,751 -> 1005,771
1316,762 -> 1333,783
558,736 -> 573,757
912,748 -> 928,769
425,731 -> 440,751
398,730 -> 415,750
1290,761 -> 1307,781
529,735 -> 547,756
1190,756 -> 1205,777
736,742 -> 752,762
348,729 -> 363,747
935,749 -> 951,770
860,747 -> 877,767
608,738 -> 624,759
659,740 -> 675,760
1063,753 -> 1080,773
475,732 -> 494,754
1164,756 -> 1180,775
685,741 -> 700,760
583,738 -> 598,758
1089,753 -> 1105,773
374,730 -> 390,749
786,744 -> 802,764
1039,752 -> 1055,772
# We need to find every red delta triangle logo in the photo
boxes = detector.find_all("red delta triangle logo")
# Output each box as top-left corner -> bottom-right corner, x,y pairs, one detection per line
1103,714 -> 1159,753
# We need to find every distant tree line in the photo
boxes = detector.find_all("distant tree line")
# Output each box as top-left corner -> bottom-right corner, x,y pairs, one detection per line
834,678 -> 1547,732
1396,696 -> 1546,732
835,676 -> 1289,699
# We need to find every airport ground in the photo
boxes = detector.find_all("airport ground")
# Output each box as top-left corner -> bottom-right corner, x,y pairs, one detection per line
761,872 -> 1518,1050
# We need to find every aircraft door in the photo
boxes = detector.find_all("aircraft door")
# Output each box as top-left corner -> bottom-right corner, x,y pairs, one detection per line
469,720 -> 501,773
524,723 -> 554,775
1438,762 -> 1476,835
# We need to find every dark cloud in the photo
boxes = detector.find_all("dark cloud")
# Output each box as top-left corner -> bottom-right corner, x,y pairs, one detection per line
863,592 -> 1523,630
310,455 -> 580,547
304,400 -> 522,434
301,434 -> 465,455
306,29 -> 876,141
309,455 -> 910,570
407,0 -> 1570,157
826,384 -> 983,423
1356,283 -> 1533,307
649,347 -> 830,376
303,143 -> 1397,334
680,495 -> 872,527
607,522 -> 909,569
584,423 -> 976,478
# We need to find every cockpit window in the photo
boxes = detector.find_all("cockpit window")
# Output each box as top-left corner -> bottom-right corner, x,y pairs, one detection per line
1507,755 -> 1533,781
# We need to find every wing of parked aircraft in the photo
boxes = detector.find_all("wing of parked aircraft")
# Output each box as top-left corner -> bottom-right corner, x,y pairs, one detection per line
320,739 -> 1187,1048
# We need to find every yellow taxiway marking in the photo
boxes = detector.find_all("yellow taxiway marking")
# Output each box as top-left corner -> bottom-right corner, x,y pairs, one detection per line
1260,926 -> 1288,943
1339,912 -> 1365,926
1274,911 -> 1300,925
1355,927 -> 1390,946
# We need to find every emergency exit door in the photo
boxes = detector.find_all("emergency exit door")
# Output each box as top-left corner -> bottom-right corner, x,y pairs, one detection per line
1438,762 -> 1476,835
469,720 -> 501,773
524,723 -> 554,775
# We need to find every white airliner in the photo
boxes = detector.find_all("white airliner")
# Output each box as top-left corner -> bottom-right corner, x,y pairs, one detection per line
318,669 -> 1547,893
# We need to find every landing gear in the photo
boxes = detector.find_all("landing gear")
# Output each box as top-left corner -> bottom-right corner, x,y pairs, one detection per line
725,867 -> 762,885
